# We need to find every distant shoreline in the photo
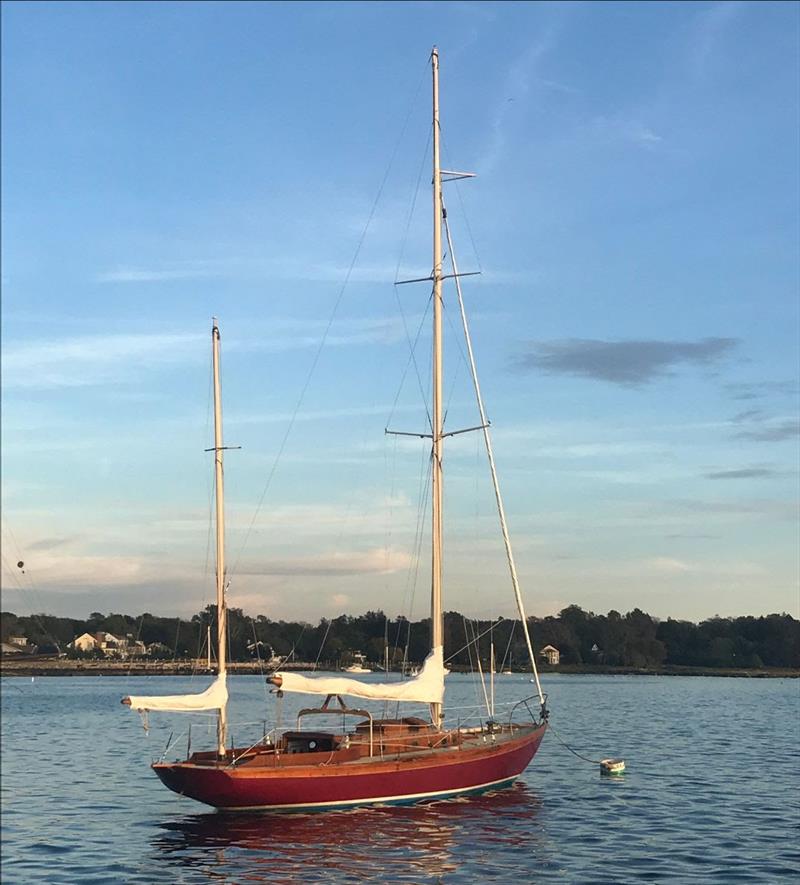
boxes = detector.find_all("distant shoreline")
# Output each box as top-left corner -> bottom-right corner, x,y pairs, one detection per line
1,658 -> 797,679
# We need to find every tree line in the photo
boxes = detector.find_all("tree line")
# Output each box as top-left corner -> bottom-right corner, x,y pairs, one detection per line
2,604 -> 798,670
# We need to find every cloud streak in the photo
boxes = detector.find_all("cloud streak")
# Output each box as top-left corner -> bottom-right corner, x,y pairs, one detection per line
583,115 -> 665,149
733,419 -> 800,442
2,332 -> 204,389
725,380 -> 798,402
704,467 -> 779,480
96,267 -> 220,283
477,31 -> 557,175
237,548 -> 411,577
515,337 -> 738,386
1,314 -> 427,390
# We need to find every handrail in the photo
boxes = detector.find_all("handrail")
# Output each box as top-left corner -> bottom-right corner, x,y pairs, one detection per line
508,693 -> 547,730
297,694 -> 375,757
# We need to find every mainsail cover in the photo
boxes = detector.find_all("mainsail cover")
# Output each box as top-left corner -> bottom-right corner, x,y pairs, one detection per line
125,673 -> 228,713
274,646 -> 445,705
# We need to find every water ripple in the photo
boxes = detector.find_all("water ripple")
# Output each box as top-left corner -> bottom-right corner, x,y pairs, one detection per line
1,674 -> 798,883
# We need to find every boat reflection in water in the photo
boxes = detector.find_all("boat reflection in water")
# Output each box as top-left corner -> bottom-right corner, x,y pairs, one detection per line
152,782 -> 544,883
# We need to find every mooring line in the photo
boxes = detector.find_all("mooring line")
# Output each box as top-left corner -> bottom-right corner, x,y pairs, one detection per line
547,721 -> 604,765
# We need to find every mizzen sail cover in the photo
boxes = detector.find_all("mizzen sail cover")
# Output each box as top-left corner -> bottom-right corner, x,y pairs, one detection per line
125,672 -> 227,713
274,646 -> 445,705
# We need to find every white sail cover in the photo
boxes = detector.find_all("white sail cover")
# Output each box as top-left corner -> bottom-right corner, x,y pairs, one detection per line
274,646 -> 445,705
125,673 -> 228,713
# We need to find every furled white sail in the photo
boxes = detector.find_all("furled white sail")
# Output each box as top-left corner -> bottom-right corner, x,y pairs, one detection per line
274,646 -> 445,705
124,673 -> 227,713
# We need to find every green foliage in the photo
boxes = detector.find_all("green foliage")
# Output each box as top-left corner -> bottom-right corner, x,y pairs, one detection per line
1,606 -> 797,669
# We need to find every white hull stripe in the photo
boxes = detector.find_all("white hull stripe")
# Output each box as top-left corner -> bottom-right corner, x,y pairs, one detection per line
218,774 -> 519,812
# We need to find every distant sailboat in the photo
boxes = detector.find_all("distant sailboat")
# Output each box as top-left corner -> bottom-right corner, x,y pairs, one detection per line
122,47 -> 548,812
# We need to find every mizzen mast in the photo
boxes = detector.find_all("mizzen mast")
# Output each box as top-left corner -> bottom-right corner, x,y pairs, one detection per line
211,318 -> 228,756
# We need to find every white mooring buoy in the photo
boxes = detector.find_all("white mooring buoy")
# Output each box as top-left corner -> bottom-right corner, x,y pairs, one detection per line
600,758 -> 626,776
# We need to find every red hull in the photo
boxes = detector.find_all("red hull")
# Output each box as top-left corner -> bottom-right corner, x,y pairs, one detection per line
154,724 -> 546,811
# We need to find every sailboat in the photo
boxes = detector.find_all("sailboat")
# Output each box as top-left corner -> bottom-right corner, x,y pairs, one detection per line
122,47 -> 548,812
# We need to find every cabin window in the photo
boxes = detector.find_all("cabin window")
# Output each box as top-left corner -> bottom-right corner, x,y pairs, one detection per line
285,734 -> 335,754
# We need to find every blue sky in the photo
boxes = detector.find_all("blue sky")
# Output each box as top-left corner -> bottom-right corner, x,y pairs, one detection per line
2,1 -> 798,623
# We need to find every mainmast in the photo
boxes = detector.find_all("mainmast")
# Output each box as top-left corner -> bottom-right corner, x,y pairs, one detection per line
430,46 -> 444,729
211,318 -> 228,757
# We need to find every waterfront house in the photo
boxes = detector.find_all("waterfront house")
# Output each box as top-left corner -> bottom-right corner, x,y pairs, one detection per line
69,631 -> 138,657
539,644 -> 560,665
70,632 -> 99,652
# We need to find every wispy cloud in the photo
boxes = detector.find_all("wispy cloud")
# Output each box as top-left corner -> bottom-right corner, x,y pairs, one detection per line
96,266 -> 220,283
27,536 -> 77,552
96,253 -> 434,286
666,533 -> 720,540
237,548 -> 411,577
704,466 -> 779,480
689,0 -> 747,79
730,408 -> 765,423
583,115 -> 664,149
1,313 -> 426,390
240,314 -> 424,354
725,380 -> 798,402
478,31 -> 557,175
228,402 -> 420,428
648,556 -> 693,574
669,497 -> 797,519
535,77 -> 580,96
515,337 -> 738,386
733,419 -> 800,443
2,332 -> 204,389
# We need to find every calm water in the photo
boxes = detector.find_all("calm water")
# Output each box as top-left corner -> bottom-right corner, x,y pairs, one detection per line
1,673 -> 798,883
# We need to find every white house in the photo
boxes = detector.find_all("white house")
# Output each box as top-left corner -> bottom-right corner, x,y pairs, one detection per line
539,644 -> 560,665
69,631 -> 137,657
94,632 -> 125,654
70,632 -> 99,652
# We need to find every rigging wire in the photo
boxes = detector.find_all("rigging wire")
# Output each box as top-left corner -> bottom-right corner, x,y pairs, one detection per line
499,619 -> 517,672
389,125 -> 434,430
249,617 -> 273,710
172,620 -> 181,663
396,442 -> 432,626
229,58 -> 431,581
0,543 -> 63,653
271,623 -> 307,672
383,433 -> 399,641
445,617 -> 506,665
440,131 -> 483,275
312,618 -> 333,671
442,201 -> 546,710
441,293 -> 470,375
385,293 -> 434,433
124,614 -> 147,684
461,616 -> 488,721
391,441 -> 431,719
394,121 -> 432,285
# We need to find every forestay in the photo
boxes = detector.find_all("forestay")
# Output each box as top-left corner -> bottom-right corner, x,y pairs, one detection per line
124,673 -> 228,713
274,646 -> 445,705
